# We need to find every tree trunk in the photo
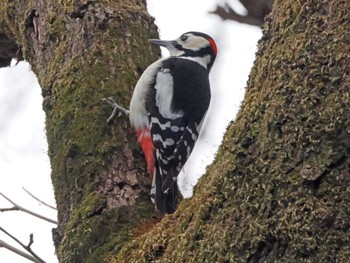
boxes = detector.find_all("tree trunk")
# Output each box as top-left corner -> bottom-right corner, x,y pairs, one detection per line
1,0 -> 349,262
1,0 -> 160,262
115,0 -> 350,262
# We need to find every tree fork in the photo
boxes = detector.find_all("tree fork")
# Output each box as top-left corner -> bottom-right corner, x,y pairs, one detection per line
115,0 -> 350,262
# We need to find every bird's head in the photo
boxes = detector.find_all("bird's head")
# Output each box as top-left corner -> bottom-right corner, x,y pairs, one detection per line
149,31 -> 217,70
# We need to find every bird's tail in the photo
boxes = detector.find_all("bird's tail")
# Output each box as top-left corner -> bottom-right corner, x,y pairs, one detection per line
150,164 -> 179,214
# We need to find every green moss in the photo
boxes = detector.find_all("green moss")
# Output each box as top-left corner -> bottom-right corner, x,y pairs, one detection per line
3,0 -> 349,261
0,1 -> 160,262
58,190 -> 155,263
0,0 -> 161,261
113,0 -> 350,262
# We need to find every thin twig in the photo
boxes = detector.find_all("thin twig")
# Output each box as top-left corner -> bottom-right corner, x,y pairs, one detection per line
28,233 -> 34,248
0,192 -> 57,224
0,239 -> 40,263
22,187 -> 56,210
0,207 -> 18,212
0,227 -> 46,263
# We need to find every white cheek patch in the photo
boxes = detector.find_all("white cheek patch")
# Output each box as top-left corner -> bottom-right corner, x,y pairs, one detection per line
182,37 -> 209,51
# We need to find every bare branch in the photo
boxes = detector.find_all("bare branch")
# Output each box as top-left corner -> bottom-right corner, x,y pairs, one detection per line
0,227 -> 46,263
0,239 -> 40,262
210,4 -> 263,26
0,207 -> 18,212
210,0 -> 274,27
28,233 -> 34,248
0,192 -> 57,224
22,187 -> 57,210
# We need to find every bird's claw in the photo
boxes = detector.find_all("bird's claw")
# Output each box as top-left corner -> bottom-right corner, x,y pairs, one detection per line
102,97 -> 129,123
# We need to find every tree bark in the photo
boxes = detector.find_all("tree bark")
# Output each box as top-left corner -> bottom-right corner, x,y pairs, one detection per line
1,0 -> 159,262
1,0 -> 349,262
115,0 -> 350,262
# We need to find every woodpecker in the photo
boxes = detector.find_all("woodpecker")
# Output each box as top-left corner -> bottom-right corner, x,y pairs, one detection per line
105,32 -> 217,214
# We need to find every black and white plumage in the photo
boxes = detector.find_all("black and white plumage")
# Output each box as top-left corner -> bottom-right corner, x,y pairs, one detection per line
129,32 -> 217,214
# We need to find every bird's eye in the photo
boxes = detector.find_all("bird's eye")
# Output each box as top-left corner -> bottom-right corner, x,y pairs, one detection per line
180,34 -> 188,41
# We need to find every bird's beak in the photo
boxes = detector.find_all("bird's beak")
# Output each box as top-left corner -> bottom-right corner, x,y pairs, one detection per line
149,39 -> 182,56
148,39 -> 177,49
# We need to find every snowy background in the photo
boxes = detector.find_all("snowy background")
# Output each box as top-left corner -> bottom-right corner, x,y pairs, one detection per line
0,1 -> 261,262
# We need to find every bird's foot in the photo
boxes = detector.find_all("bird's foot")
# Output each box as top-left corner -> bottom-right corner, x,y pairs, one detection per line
102,97 -> 130,123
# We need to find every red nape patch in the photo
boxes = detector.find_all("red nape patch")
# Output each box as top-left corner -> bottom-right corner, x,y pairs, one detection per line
208,37 -> 218,55
136,128 -> 155,176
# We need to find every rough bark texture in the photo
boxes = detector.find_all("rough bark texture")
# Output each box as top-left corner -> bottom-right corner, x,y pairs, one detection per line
114,0 -> 350,262
1,0 -> 349,262
0,0 -> 159,262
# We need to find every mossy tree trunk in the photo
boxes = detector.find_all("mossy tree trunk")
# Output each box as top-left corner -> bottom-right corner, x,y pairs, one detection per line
1,0 -> 349,262
115,0 -> 350,262
0,0 -> 160,262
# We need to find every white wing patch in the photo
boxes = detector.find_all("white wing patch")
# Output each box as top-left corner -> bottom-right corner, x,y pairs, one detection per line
129,58 -> 166,129
154,68 -> 183,119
